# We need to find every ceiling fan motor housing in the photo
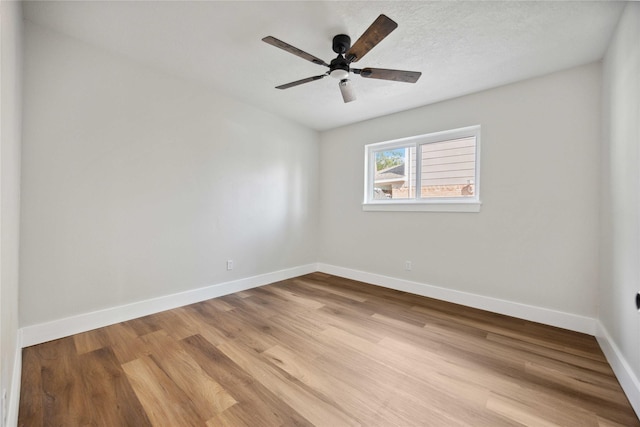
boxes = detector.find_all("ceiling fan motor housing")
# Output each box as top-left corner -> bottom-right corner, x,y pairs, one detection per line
332,34 -> 351,54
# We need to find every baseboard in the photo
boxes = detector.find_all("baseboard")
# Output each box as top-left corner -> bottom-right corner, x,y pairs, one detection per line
20,262 -> 597,345
317,263 -> 597,335
6,329 -> 22,427
596,321 -> 640,419
20,264 -> 318,347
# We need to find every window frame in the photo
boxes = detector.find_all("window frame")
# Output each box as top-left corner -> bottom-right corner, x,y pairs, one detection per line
363,125 -> 482,213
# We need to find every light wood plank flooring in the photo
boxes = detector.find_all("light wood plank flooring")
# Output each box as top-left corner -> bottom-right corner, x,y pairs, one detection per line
19,272 -> 639,426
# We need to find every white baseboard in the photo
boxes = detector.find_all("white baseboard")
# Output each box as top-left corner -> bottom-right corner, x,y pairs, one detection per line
21,263 -> 597,347
20,264 -> 317,348
317,263 -> 597,335
596,321 -> 640,419
6,330 -> 22,427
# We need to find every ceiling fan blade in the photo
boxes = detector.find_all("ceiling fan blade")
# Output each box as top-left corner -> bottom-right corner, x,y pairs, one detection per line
262,36 -> 329,67
354,68 -> 422,83
346,15 -> 398,63
275,74 -> 327,90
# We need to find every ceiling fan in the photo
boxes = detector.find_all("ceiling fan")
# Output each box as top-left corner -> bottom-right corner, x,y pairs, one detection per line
262,14 -> 421,103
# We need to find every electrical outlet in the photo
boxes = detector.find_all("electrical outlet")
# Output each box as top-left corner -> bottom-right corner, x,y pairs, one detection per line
226,260 -> 234,271
404,261 -> 412,271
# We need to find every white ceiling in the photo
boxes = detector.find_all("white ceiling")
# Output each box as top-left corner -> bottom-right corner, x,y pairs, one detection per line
23,1 -> 626,131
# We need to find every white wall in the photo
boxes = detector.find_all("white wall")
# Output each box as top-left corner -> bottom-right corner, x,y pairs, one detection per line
20,22 -> 319,327
0,1 -> 23,425
319,63 -> 601,320
600,2 -> 640,415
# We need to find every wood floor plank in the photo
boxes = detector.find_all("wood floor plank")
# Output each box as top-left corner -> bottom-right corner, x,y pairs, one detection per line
261,344 -> 403,426
18,272 -> 639,426
121,314 -> 163,336
486,332 -> 614,374
415,308 -> 601,359
151,307 -> 204,341
191,300 -> 281,353
141,330 -> 237,418
292,277 -> 369,302
182,334 -> 313,427
73,327 -> 109,355
121,355 -> 203,426
77,347 -> 152,426
17,346 -> 43,427
37,337 -> 91,426
217,339 -> 359,427
486,393 -> 571,427
597,415 -> 634,427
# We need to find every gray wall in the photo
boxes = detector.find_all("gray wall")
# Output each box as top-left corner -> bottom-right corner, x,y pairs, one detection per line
319,63 -> 601,318
1,1 -> 23,424
600,1 -> 640,411
20,22 -> 319,326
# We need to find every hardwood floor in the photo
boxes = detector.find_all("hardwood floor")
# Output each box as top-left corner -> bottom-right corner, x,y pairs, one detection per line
19,273 -> 639,426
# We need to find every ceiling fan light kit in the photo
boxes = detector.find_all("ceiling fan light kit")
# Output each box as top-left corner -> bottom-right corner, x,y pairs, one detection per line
330,68 -> 349,80
262,14 -> 421,103
339,79 -> 356,103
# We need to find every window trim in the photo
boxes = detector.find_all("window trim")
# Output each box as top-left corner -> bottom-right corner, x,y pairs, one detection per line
363,125 -> 481,213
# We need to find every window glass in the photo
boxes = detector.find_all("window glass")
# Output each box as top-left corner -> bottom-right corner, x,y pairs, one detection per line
373,147 -> 416,200
364,126 -> 481,212
420,137 -> 476,198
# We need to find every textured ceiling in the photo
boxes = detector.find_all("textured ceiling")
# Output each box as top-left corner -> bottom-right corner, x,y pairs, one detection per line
23,1 -> 626,131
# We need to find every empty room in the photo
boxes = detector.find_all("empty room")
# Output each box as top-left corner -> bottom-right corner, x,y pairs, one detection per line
1,0 -> 639,426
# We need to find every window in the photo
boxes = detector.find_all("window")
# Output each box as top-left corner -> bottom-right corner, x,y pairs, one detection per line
363,125 -> 481,212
